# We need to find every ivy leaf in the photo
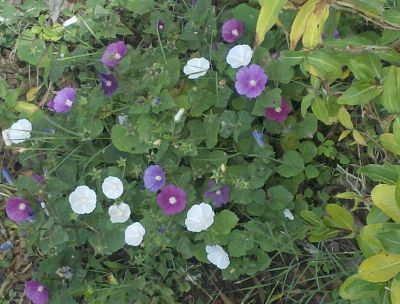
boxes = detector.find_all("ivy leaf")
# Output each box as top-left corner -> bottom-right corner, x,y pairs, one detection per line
276,151 -> 305,178
228,230 -> 254,257
211,210 -> 239,235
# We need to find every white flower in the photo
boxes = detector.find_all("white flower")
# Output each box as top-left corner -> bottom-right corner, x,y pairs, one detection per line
125,222 -> 145,246
283,208 -> 294,221
63,15 -> 78,27
226,44 -> 253,68
183,57 -> 210,79
2,129 -> 12,146
108,202 -> 131,223
185,203 -> 215,232
69,185 -> 97,214
174,108 -> 185,122
206,245 -> 230,269
8,119 -> 32,144
102,176 -> 124,199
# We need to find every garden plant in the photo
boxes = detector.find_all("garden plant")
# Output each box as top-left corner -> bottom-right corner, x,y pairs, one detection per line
1,0 -> 400,303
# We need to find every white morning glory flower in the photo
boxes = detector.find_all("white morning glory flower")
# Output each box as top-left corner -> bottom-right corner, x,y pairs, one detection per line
108,202 -> 131,223
2,129 -> 12,146
102,176 -> 124,199
174,108 -> 185,122
283,208 -> 294,221
226,44 -> 253,68
7,119 -> 32,144
69,185 -> 97,214
125,222 -> 145,246
206,245 -> 230,269
183,57 -> 210,79
185,203 -> 215,232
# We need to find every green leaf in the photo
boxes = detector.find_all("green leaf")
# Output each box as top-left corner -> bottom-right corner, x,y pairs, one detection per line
211,210 -> 239,235
300,210 -> 322,226
16,30 -> 46,65
396,177 -> 400,209
371,184 -> 400,223
337,82 -> 383,105
381,133 -> 400,155
348,53 -> 382,81
358,164 -> 399,184
228,230 -> 254,257
325,204 -> 354,231
233,4 -> 259,33
276,151 -> 305,178
203,114 -> 221,148
337,106 -> 353,129
289,0 -> 318,49
393,117 -> 400,145
111,124 -> 136,152
302,2 -> 330,49
382,66 -> 400,113
267,185 -> 293,210
255,0 -> 288,46
300,93 -> 315,118
358,223 -> 386,258
339,274 -> 382,300
304,51 -> 343,80
359,252 -> 400,283
376,230 -> 400,254
391,277 -> 400,304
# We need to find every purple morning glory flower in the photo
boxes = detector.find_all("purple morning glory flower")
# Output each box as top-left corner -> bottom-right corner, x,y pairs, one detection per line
322,30 -> 340,40
221,19 -> 244,43
235,64 -> 268,99
32,175 -> 44,184
144,165 -> 166,192
252,130 -> 265,147
192,0 -> 197,7
264,99 -> 291,123
1,168 -> 13,185
157,20 -> 165,30
49,88 -> 76,113
156,185 -> 186,215
204,179 -> 230,208
24,280 -> 49,304
100,73 -> 119,97
101,41 -> 128,68
5,197 -> 33,223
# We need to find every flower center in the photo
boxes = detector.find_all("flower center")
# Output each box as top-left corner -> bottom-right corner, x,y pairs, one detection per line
158,24 -> 164,30
155,175 -> 162,181
215,190 -> 221,195
232,29 -> 239,36
37,286 -> 44,292
275,107 -> 282,113
18,203 -> 26,210
106,80 -> 112,87
169,196 -> 177,205
249,79 -> 257,87
114,53 -> 121,60
65,99 -> 73,107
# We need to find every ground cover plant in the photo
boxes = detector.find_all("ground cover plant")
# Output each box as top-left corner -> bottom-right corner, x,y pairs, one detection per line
1,0 -> 400,303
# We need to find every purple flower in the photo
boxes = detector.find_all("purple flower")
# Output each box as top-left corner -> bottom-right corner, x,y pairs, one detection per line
1,168 -> 13,185
144,165 -> 166,192
264,99 -> 291,123
192,0 -> 197,7
5,197 -> 33,223
235,64 -> 268,99
221,19 -> 244,43
252,130 -> 265,147
334,30 -> 340,39
204,179 -> 230,208
101,41 -> 128,68
24,280 -> 49,304
157,185 -> 186,215
0,241 -> 12,252
157,20 -> 165,30
32,175 -> 44,184
46,99 -> 55,111
50,88 -> 76,113
100,73 -> 119,96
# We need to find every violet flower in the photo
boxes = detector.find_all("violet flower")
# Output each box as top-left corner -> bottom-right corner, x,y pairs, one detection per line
204,179 -> 230,208
156,185 -> 186,215
100,73 -> 119,96
0,241 -> 12,252
32,175 -> 44,184
24,280 -> 49,304
157,20 -> 165,30
49,88 -> 76,113
235,64 -> 268,99
5,197 -> 33,223
252,130 -> 265,147
264,99 -> 291,123
1,168 -> 13,185
101,41 -> 128,68
144,165 -> 166,192
221,19 -> 244,43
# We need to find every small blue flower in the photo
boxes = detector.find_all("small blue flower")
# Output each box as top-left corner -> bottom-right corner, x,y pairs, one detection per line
27,210 -> 36,223
0,241 -> 12,252
252,130 -> 265,147
158,226 -> 167,233
152,98 -> 161,106
1,168 -> 13,185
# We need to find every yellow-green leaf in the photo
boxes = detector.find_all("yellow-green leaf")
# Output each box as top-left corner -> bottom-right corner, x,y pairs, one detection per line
381,133 -> 400,155
353,129 -> 367,146
326,204 -> 355,231
340,274 -> 382,300
382,66 -> 400,113
302,2 -> 330,49
255,0 -> 288,47
15,101 -> 40,116
338,106 -> 353,129
359,252 -> 400,283
289,0 -> 318,50
339,130 -> 351,141
391,277 -> 400,304
26,85 -> 42,102
371,184 -> 400,223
